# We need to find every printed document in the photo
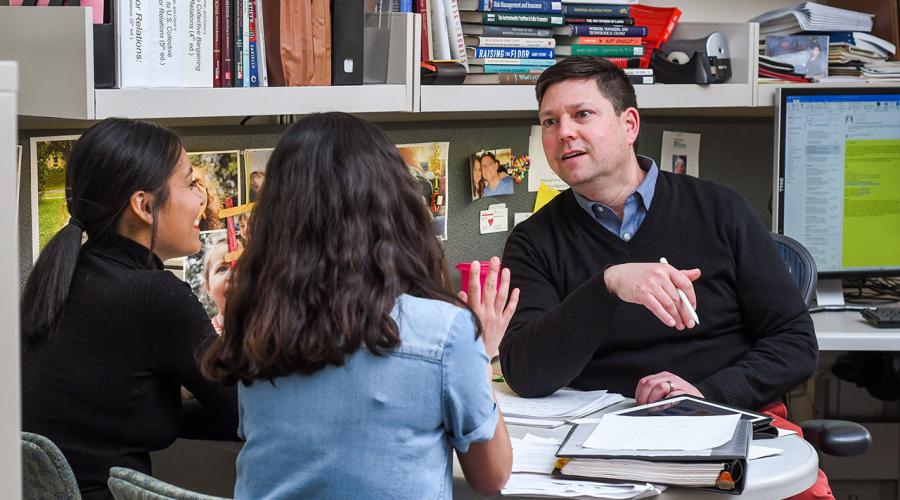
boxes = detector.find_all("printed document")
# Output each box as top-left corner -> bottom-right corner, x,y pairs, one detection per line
583,414 -> 741,451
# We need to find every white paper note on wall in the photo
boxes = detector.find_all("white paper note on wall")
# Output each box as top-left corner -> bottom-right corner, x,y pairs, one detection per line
528,126 -> 569,192
660,130 -> 701,177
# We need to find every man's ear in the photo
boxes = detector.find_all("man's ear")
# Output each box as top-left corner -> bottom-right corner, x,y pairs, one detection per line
622,107 -> 641,145
128,191 -> 155,226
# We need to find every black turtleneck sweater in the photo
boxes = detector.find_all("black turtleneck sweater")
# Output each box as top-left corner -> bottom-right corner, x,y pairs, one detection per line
22,234 -> 238,500
499,172 -> 818,410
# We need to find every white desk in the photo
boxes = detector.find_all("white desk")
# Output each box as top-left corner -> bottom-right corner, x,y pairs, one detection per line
813,311 -> 900,351
453,401 -> 819,500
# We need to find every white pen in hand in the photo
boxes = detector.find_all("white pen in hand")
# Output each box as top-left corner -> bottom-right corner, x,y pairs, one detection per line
659,257 -> 700,326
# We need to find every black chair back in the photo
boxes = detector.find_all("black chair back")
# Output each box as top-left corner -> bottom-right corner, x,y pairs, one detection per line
771,233 -> 817,307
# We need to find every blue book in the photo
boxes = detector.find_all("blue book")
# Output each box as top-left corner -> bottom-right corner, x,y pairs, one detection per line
469,47 -> 554,59
555,24 -> 647,37
474,0 -> 561,13
391,0 -> 413,11
482,64 -> 548,73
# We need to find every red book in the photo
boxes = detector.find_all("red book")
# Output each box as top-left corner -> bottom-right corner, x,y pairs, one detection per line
630,4 -> 681,49
604,52 -> 653,69
568,36 -> 642,46
415,0 -> 430,62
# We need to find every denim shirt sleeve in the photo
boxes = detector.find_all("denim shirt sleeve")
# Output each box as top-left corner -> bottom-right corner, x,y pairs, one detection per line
441,309 -> 499,453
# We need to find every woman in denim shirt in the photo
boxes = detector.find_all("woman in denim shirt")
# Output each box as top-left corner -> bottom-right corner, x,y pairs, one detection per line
202,112 -> 519,499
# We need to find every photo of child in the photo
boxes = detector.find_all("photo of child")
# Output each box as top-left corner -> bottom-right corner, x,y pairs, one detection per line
188,151 -> 242,231
243,148 -> 273,203
184,230 -> 242,335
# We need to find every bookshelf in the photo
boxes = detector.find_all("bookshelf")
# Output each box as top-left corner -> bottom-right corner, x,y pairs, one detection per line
0,8 -> 419,120
419,22 -> 760,112
0,60 -> 21,499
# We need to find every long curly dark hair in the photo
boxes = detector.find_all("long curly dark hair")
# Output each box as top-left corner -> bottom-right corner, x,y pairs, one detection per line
201,112 -> 471,384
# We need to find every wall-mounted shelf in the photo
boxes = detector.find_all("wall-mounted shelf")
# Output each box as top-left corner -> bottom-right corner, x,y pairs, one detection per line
0,8 -> 418,119
419,22 -> 758,112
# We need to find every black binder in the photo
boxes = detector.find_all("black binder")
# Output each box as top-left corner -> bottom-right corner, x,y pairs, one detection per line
555,419 -> 752,494
331,0 -> 365,85
69,0 -> 117,88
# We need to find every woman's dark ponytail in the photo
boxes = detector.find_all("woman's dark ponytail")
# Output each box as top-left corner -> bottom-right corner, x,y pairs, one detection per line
21,118 -> 183,341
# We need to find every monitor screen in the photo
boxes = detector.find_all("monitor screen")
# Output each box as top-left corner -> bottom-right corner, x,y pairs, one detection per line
774,87 -> 900,279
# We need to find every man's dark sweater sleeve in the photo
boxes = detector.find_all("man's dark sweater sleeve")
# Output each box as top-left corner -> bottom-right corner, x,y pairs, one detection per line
499,227 -> 621,397
694,196 -> 818,409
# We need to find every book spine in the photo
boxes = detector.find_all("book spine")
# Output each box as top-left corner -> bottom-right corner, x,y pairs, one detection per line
232,0 -> 244,86
430,0 -> 451,59
444,0 -> 468,67
213,0 -> 221,86
561,4 -> 629,17
183,0 -> 213,87
497,72 -> 542,84
471,47 -> 554,58
479,57 -> 554,65
117,0 -> 150,88
471,36 -> 555,47
483,12 -> 564,26
571,36 -> 641,45
254,0 -> 267,86
148,0 -> 184,87
247,0 -> 259,86
222,0 -> 233,86
565,24 -> 646,36
622,67 -> 652,75
568,44 -> 643,56
480,24 -> 553,37
565,17 -> 634,26
628,74 -> 654,84
602,56 -> 642,68
393,0 -> 413,11
483,64 -> 547,72
416,0 -> 431,61
477,0 -> 561,14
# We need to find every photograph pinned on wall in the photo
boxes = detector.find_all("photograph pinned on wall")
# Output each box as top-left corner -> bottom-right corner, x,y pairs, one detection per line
243,148 -> 273,203
183,229 -> 241,336
187,150 -> 242,231
660,131 -> 701,177
396,142 -> 449,241
470,148 -> 515,200
30,134 -> 81,258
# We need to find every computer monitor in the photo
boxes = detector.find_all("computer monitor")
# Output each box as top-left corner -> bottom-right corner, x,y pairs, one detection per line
773,86 -> 900,306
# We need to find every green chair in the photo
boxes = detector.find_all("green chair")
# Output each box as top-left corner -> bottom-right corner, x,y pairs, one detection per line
21,432 -> 81,500
108,467 -> 231,500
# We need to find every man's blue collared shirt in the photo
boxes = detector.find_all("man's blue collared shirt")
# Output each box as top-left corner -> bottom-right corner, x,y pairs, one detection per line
573,156 -> 658,241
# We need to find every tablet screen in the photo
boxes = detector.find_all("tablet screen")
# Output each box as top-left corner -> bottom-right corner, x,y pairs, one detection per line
612,396 -> 772,427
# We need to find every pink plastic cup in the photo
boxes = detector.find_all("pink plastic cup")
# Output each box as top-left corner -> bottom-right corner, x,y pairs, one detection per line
456,261 -> 492,294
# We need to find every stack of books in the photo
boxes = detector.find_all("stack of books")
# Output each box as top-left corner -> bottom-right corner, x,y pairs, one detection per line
751,2 -> 897,82
457,0 -> 565,83
552,2 -> 681,85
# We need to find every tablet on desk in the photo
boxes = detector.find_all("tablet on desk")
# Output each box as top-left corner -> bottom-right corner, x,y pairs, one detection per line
609,395 -> 774,431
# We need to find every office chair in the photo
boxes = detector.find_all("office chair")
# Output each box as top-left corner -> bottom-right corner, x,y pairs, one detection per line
21,432 -> 81,500
108,467 -> 231,500
771,233 -> 872,457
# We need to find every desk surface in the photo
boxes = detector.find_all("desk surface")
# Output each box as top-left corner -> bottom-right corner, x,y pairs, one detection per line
453,401 -> 819,500
813,310 -> 900,351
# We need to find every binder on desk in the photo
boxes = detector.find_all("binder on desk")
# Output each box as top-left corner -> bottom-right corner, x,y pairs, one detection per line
555,419 -> 752,494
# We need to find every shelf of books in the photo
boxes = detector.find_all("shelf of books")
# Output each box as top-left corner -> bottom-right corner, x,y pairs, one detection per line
0,8 -> 418,119
419,22 -> 758,112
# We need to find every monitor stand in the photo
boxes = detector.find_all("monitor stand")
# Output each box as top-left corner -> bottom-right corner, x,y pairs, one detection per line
815,279 -> 845,307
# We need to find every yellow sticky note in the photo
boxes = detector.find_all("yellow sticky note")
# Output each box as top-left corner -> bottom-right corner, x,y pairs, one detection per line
533,182 -> 561,212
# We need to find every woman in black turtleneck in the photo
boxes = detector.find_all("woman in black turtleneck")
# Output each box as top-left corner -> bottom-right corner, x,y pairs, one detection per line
21,118 -> 238,500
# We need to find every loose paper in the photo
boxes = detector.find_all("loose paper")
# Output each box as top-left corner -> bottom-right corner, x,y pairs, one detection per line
533,182 -> 561,212
583,414 -> 741,451
528,125 -> 569,192
480,205 -> 508,234
660,131 -> 701,177
514,212 -> 533,226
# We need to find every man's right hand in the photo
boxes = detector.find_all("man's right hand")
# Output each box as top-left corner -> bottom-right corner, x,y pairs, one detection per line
604,262 -> 701,330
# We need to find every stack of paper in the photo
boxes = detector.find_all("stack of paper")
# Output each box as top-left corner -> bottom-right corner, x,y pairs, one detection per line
503,434 -> 665,499
494,383 -> 625,428
750,2 -> 874,36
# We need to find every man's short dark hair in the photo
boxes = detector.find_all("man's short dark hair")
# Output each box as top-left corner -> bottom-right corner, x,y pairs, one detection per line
535,56 -> 637,115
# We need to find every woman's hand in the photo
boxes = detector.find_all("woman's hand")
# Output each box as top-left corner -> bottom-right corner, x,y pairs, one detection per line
458,257 -> 520,359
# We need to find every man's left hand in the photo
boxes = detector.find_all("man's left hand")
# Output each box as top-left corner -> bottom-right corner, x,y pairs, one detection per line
635,371 -> 704,405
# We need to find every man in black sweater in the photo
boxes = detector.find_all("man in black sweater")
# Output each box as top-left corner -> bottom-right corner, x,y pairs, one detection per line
499,57 -> 819,414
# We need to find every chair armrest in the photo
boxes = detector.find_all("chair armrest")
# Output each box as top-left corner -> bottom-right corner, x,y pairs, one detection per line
800,419 -> 871,457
